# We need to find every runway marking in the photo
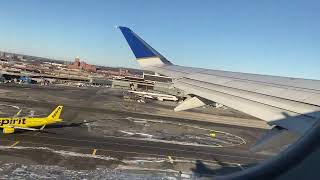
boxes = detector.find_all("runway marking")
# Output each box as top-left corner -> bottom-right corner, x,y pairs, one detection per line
0,145 -> 116,161
17,134 -> 264,161
41,132 -> 216,153
96,147 -> 247,167
3,143 -> 242,167
125,117 -> 247,147
0,139 -> 251,166
9,141 -> 20,147
0,143 -> 240,176
92,117 -> 246,148
0,104 -> 20,110
92,148 -> 97,156
14,135 -> 264,160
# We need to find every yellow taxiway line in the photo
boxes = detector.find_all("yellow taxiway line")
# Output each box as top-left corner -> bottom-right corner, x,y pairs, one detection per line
92,148 -> 97,156
10,141 -> 20,147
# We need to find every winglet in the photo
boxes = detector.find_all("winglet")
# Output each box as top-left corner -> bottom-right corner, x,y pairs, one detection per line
118,26 -> 172,69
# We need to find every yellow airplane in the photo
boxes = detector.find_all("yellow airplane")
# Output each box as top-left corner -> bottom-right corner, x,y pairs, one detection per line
0,105 -> 63,134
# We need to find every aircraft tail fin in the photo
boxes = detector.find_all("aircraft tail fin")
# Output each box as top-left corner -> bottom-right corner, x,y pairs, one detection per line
47,105 -> 63,121
118,26 -> 172,69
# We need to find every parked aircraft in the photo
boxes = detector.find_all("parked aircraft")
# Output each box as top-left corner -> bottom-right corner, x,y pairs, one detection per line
0,105 -> 63,134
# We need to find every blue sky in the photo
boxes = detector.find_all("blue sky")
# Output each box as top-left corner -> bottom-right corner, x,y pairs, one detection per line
0,0 -> 319,79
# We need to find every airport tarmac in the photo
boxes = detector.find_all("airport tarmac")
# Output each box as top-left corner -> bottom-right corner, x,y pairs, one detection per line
0,84 -> 272,178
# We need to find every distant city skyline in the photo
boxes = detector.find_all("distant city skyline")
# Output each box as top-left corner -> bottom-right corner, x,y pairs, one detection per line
0,0 -> 319,79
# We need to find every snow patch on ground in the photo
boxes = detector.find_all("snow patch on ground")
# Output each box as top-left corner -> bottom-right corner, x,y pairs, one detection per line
0,163 -> 181,179
0,146 -> 117,161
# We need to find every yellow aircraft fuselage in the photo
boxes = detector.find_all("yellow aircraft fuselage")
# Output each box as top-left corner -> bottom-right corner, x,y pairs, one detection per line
0,106 -> 63,134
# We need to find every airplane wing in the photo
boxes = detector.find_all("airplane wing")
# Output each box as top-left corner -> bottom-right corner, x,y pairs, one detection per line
118,26 -> 320,151
11,126 -> 39,131
11,124 -> 46,131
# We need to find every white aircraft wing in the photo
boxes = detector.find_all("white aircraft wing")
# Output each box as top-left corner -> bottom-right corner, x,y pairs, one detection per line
10,124 -> 46,131
11,126 -> 39,131
119,26 -> 320,151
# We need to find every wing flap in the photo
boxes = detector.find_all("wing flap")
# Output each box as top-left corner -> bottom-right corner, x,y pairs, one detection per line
178,78 -> 320,119
174,80 -> 317,134
183,72 -> 320,106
